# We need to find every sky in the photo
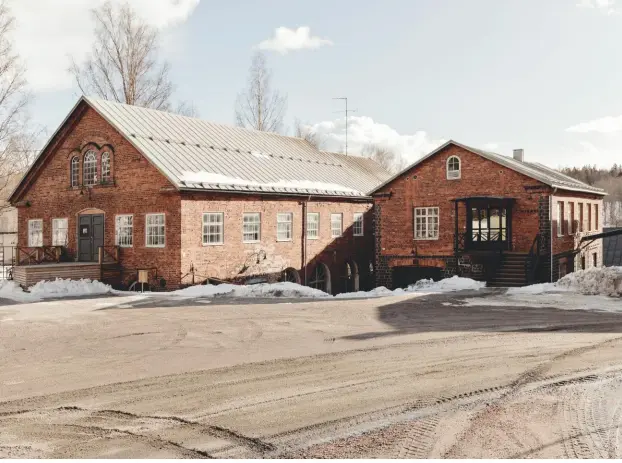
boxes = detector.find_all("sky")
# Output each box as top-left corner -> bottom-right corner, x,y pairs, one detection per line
8,0 -> 622,168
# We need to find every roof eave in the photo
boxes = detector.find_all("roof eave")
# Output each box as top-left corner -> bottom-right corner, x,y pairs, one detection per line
178,187 -> 373,201
552,184 -> 607,196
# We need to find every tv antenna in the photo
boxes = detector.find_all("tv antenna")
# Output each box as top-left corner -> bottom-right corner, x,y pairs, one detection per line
333,97 -> 357,155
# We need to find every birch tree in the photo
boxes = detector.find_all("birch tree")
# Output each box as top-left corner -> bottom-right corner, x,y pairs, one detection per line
70,1 -> 193,115
235,52 -> 287,133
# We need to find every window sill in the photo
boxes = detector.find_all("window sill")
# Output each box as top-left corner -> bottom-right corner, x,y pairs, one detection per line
446,177 -> 461,181
117,245 -> 133,248
353,234 -> 364,237
243,240 -> 260,244
146,245 -> 166,248
203,242 -> 224,246
307,237 -> 319,240
414,237 -> 439,241
276,239 -> 292,242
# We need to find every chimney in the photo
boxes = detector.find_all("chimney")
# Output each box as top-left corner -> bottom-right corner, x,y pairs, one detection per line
513,149 -> 524,162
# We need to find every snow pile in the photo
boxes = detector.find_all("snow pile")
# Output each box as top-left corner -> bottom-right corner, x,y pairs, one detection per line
334,286 -> 395,299
173,282 -> 330,299
508,267 -> 622,297
0,280 -> 35,302
28,278 -> 113,298
405,276 -> 486,293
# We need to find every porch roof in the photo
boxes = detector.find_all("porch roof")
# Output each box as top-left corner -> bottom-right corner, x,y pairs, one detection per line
451,196 -> 516,203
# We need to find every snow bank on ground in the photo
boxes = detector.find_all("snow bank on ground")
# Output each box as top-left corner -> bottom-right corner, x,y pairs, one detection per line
28,278 -> 112,299
404,276 -> 486,293
172,282 -> 331,299
334,286 -> 395,299
508,267 -> 622,297
0,280 -> 36,302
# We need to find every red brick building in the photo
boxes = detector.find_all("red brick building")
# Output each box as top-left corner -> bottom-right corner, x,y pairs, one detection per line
371,141 -> 606,287
9,97 -> 389,292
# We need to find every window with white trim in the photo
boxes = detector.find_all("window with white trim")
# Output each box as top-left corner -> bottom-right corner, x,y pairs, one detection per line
83,150 -> 97,186
307,212 -> 319,239
557,201 -> 564,236
52,218 -> 68,246
243,213 -> 261,243
203,212 -> 224,245
28,219 -> 43,247
145,213 -> 165,247
276,212 -> 292,241
353,212 -> 364,236
70,156 -> 79,187
115,215 -> 133,247
331,213 -> 342,238
446,156 -> 461,180
101,152 -> 111,183
414,207 -> 439,240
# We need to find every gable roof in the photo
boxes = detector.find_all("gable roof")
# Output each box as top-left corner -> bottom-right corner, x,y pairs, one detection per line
10,97 -> 391,202
369,140 -> 606,196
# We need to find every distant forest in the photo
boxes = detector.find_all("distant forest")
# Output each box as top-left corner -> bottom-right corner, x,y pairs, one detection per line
561,165 -> 622,227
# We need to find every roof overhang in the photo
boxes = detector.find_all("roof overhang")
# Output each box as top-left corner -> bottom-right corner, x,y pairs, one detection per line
451,196 -> 516,203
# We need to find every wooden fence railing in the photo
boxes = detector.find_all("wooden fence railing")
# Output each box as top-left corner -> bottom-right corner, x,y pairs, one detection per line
16,246 -> 63,265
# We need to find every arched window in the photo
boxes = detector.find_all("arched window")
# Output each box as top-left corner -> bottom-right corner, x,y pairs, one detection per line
83,150 -> 97,186
447,156 -> 461,180
101,152 -> 111,183
70,156 -> 79,187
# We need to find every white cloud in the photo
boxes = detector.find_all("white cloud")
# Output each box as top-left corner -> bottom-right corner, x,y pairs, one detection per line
566,115 -> 622,133
306,116 -> 445,163
482,142 -> 500,151
257,26 -> 333,54
576,0 -> 618,13
7,0 -> 200,92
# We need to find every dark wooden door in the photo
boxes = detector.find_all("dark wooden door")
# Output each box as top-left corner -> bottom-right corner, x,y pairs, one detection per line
78,214 -> 104,261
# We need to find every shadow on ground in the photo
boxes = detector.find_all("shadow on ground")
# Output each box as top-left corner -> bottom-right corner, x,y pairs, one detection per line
342,291 -> 622,340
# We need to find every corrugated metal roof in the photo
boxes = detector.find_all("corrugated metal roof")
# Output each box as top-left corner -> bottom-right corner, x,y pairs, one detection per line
370,140 -> 607,196
85,97 -> 391,197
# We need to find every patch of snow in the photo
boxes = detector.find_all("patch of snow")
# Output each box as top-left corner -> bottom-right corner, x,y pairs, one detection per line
172,282 -> 331,299
508,267 -> 622,297
406,276 -> 487,292
250,150 -> 270,159
28,278 -> 112,299
180,171 -> 361,194
0,280 -> 37,303
334,286 -> 395,299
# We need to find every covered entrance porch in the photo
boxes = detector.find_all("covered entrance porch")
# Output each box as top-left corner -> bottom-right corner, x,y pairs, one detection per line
453,196 -> 515,253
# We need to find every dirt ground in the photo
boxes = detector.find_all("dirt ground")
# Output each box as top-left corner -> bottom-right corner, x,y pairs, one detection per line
2,289 -> 622,458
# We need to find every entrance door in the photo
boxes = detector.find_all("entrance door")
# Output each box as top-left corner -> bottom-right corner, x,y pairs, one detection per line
78,214 -> 104,261
467,203 -> 510,251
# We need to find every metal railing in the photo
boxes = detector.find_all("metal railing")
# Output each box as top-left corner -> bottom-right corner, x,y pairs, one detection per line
527,234 -> 541,284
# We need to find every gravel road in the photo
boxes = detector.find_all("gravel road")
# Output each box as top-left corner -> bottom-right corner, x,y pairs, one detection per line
1,289 -> 622,458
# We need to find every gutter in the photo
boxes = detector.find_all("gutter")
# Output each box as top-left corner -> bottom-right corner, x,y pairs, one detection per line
550,188 -> 556,282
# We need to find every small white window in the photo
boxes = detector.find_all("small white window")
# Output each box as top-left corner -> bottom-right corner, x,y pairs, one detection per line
101,152 -> 111,183
353,213 -> 364,236
446,156 -> 461,180
307,212 -> 320,239
70,156 -> 79,187
277,213 -> 292,241
83,150 -> 97,186
115,215 -> 133,247
52,218 -> 68,246
331,213 -> 343,238
203,212 -> 224,245
146,213 -> 165,247
414,207 -> 439,240
243,213 -> 261,243
557,201 -> 564,236
28,219 -> 43,247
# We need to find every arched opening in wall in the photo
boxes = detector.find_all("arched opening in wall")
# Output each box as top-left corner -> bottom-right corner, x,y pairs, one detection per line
281,267 -> 301,284
308,262 -> 331,294
342,260 -> 360,293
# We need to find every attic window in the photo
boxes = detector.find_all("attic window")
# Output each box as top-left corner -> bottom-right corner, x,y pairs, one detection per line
447,156 -> 461,180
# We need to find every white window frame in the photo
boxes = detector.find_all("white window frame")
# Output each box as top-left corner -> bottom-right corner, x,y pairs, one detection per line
70,156 -> 79,187
203,212 -> 224,245
83,150 -> 97,186
145,213 -> 165,248
276,212 -> 293,242
414,207 -> 439,240
52,218 -> 68,246
101,152 -> 111,183
557,201 -> 564,236
331,213 -> 343,238
353,212 -> 364,236
307,212 -> 320,239
115,214 -> 134,248
446,156 -> 461,180
28,219 -> 43,247
243,212 -> 261,243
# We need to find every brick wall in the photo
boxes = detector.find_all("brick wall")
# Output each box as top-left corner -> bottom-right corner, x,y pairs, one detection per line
14,104 -> 183,288
180,193 -> 375,294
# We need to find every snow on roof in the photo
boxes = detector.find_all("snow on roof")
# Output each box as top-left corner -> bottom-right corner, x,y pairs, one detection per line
370,140 -> 606,196
84,97 -> 391,197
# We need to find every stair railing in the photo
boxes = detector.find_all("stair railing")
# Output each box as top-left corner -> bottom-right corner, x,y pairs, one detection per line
527,234 -> 541,284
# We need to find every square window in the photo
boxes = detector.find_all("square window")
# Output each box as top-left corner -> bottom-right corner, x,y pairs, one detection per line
28,219 -> 43,247
307,213 -> 319,239
414,207 -> 439,240
331,213 -> 342,238
277,212 -> 292,241
146,213 -> 165,247
243,213 -> 261,243
52,218 -> 68,246
115,215 -> 133,247
203,213 -> 224,245
353,213 -> 364,236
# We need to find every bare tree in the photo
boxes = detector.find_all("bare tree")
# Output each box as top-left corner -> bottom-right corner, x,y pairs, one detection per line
70,1 -> 194,114
235,52 -> 287,133
362,144 -> 405,173
293,118 -> 323,149
0,1 -> 36,206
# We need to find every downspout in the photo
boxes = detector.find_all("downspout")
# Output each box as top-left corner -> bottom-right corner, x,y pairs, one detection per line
550,188 -> 556,282
302,196 -> 311,285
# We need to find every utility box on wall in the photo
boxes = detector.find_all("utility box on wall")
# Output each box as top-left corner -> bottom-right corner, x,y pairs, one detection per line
138,269 -> 149,284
